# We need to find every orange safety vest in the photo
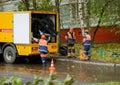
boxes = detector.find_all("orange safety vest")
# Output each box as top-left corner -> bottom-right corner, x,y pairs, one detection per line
38,39 -> 48,52
39,39 -> 47,46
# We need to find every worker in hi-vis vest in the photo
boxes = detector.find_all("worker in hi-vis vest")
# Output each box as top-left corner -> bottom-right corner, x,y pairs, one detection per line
65,27 -> 76,58
82,29 -> 91,60
33,34 -> 48,64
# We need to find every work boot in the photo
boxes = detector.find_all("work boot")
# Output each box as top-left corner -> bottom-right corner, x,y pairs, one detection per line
67,53 -> 72,58
41,57 -> 46,65
71,53 -> 76,58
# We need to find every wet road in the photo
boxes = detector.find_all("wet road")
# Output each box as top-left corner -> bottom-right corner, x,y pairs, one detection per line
0,55 -> 120,85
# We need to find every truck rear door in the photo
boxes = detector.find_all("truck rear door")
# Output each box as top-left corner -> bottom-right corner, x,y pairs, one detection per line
13,12 -> 30,44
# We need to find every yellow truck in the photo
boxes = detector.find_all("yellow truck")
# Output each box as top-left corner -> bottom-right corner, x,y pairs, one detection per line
0,11 -> 58,64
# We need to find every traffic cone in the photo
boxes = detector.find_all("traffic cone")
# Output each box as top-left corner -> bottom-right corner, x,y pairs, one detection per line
49,59 -> 55,72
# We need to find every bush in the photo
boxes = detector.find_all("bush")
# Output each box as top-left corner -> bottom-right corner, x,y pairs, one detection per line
0,73 -> 74,85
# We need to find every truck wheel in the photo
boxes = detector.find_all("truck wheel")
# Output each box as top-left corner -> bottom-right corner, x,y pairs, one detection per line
3,46 -> 16,64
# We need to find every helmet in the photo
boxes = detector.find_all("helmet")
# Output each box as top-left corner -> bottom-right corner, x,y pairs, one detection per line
84,29 -> 89,33
41,34 -> 46,39
70,27 -> 74,30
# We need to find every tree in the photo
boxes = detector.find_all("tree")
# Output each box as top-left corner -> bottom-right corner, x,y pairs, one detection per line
78,0 -> 85,36
78,0 -> 90,36
17,0 -> 55,11
17,0 -> 30,10
24,0 -> 29,10
55,0 -> 61,46
32,0 -> 37,10
0,1 -> 4,11
90,0 -> 120,44
0,0 -> 12,11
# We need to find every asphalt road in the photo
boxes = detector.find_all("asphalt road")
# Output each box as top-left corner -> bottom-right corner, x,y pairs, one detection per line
0,55 -> 120,85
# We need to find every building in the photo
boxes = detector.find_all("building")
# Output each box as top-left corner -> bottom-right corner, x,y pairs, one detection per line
60,0 -> 80,29
0,0 -> 20,11
0,0 -> 81,29
1,0 -> 120,43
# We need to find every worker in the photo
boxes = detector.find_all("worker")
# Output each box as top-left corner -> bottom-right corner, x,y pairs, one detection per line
33,34 -> 48,64
65,27 -> 76,58
82,29 -> 91,60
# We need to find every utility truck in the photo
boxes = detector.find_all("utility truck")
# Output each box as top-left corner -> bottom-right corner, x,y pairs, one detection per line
0,11 -> 58,63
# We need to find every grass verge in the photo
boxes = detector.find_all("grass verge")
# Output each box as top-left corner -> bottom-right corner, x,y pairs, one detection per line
73,43 -> 120,63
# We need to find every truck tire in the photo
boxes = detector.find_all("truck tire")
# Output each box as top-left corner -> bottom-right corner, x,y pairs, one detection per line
3,46 -> 16,64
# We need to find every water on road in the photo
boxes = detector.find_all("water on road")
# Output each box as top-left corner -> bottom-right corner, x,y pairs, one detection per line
0,56 -> 120,85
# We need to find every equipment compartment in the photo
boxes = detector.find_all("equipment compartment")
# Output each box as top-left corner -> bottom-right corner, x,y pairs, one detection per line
31,13 -> 57,43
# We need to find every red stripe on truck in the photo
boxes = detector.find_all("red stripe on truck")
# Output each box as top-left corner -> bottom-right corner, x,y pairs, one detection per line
0,29 -> 12,32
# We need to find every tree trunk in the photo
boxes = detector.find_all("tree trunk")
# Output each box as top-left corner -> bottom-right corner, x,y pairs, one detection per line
84,0 -> 90,31
33,0 -> 37,10
0,3 -> 4,11
55,0 -> 61,46
78,0 -> 89,36
22,0 -> 29,10
78,0 -> 84,36
91,0 -> 113,45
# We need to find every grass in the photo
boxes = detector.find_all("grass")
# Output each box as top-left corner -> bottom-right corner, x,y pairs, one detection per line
73,43 -> 120,63
94,82 -> 120,85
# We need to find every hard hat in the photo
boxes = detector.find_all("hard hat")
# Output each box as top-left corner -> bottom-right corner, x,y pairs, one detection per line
70,27 -> 74,30
84,29 -> 89,33
41,34 -> 46,39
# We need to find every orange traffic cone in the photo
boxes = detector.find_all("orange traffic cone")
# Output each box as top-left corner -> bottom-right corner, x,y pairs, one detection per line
49,59 -> 55,72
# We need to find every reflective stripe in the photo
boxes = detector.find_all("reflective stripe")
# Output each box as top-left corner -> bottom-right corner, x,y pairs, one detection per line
39,44 -> 48,46
84,40 -> 91,45
39,50 -> 48,52
84,44 -> 90,45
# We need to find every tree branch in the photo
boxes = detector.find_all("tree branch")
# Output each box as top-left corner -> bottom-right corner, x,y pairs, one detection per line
91,0 -> 113,44
33,0 -> 37,10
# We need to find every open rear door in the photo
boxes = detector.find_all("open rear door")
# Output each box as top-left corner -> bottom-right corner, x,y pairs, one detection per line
13,12 -> 30,44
